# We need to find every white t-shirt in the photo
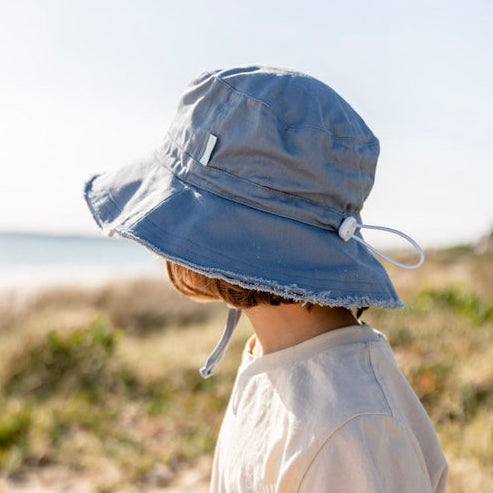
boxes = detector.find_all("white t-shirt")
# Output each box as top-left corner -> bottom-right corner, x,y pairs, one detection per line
210,324 -> 447,492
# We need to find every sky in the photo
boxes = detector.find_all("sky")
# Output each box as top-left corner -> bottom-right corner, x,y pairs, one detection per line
0,0 -> 492,249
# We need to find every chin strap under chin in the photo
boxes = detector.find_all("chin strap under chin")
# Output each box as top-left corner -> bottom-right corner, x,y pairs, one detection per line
200,308 -> 242,378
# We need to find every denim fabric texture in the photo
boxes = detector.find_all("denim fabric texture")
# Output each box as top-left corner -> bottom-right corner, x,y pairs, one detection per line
84,66 -> 402,308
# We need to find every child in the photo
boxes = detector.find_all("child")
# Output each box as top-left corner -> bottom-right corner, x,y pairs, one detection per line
84,66 -> 448,492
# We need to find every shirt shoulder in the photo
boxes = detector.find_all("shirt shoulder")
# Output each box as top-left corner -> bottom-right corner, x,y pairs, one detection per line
299,413 -> 448,493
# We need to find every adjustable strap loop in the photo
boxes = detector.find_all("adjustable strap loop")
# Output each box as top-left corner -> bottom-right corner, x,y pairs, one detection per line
338,217 -> 424,269
200,308 -> 242,378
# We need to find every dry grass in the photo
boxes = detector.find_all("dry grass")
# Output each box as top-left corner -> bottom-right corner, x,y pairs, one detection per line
365,247 -> 493,492
0,279 -> 249,491
0,247 -> 492,491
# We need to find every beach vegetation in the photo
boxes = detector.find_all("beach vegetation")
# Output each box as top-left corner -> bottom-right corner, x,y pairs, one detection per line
0,248 -> 492,491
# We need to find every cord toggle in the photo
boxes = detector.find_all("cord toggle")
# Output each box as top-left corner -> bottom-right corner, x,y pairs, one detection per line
338,216 -> 425,270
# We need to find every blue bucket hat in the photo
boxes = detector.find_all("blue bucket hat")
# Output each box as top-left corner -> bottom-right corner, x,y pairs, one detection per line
84,66 -> 423,376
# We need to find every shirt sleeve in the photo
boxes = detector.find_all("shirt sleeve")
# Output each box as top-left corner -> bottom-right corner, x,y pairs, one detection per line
298,413 -> 446,493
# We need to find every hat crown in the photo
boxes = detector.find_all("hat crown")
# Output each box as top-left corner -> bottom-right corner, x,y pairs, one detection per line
163,66 -> 379,229
213,66 -> 374,141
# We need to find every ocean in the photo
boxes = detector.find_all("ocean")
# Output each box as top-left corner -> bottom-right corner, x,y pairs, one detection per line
0,231 -> 162,291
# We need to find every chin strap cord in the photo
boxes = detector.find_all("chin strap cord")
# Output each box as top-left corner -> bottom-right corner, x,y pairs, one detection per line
338,217 -> 425,269
200,308 -> 242,378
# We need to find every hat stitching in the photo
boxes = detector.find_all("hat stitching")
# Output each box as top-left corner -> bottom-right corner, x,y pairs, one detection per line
162,150 -> 345,231
120,188 -> 381,287
160,135 -> 358,231
165,129 -> 366,214
141,213 -> 367,285
100,176 -> 171,234
85,159 -> 391,290
211,72 -> 380,145
120,189 -> 190,232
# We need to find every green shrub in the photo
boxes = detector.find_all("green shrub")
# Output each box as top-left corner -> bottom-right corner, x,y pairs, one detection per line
386,326 -> 415,347
459,383 -> 493,422
415,286 -> 493,325
0,406 -> 32,449
3,319 -> 118,399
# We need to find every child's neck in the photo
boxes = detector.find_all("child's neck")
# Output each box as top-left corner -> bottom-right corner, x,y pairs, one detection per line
243,303 -> 358,356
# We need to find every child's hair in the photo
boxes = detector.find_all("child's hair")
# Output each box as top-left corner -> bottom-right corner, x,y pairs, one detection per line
166,262 -> 370,318
166,261 -> 299,309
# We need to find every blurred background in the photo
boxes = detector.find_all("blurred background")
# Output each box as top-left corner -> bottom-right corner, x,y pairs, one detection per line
0,0 -> 492,491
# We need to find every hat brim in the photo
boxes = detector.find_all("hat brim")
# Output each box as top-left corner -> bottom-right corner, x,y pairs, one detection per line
84,153 -> 402,308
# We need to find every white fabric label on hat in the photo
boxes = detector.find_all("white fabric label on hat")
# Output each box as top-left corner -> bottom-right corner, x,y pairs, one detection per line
199,133 -> 218,166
